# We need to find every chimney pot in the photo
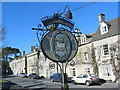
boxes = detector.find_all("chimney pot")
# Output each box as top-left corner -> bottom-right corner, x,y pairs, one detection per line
98,13 -> 105,23
22,51 -> 25,56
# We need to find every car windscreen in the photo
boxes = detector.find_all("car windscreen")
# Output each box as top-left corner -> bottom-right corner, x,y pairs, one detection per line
31,73 -> 38,75
89,74 -> 97,78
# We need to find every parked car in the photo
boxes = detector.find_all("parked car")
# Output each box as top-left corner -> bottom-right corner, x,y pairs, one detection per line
67,76 -> 73,83
18,73 -> 27,78
98,78 -> 106,84
50,73 -> 61,82
39,76 -> 45,79
50,73 -> 72,83
28,73 -> 40,79
72,73 -> 101,86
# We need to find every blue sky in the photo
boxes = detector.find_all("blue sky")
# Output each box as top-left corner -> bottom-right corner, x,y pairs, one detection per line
2,2 -> 118,54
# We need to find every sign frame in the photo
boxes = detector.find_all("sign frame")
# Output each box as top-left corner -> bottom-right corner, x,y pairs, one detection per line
41,30 -> 78,63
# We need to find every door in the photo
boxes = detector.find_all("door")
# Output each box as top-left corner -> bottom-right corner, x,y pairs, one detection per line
82,74 -> 89,83
75,74 -> 83,83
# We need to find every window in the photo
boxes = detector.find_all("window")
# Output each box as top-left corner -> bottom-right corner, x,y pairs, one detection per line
77,75 -> 82,78
82,38 -> 86,42
102,64 -> 111,76
14,63 -> 16,68
82,38 -> 86,43
100,23 -> 108,35
103,44 -> 109,55
102,26 -> 107,32
84,68 -> 90,74
84,52 -> 89,61
81,36 -> 86,44
83,74 -> 88,78
70,68 -> 76,76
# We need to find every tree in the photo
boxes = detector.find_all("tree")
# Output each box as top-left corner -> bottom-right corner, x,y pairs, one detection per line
2,47 -> 20,74
110,41 -> 120,83
2,47 -> 12,61
1,60 -> 9,75
11,48 -> 20,57
2,47 -> 20,62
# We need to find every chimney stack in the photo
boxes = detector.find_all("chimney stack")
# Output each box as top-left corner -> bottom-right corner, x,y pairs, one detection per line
98,14 -> 105,24
75,28 -> 81,37
31,46 -> 36,52
22,51 -> 25,56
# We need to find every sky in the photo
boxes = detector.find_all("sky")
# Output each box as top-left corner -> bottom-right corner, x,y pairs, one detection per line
2,2 -> 119,54
1,0 -> 120,2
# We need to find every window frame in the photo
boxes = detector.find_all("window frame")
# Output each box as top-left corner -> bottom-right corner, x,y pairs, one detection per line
84,68 -> 90,74
81,35 -> 86,44
100,22 -> 108,35
70,68 -> 76,77
84,52 -> 89,62
102,44 -> 109,56
102,64 -> 111,76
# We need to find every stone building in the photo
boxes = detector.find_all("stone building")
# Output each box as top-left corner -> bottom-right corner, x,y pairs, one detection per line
9,46 -> 58,78
66,14 -> 120,81
9,14 -> 120,82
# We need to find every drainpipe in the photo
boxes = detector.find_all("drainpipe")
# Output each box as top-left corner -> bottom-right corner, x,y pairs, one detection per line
25,56 -> 27,74
37,50 -> 40,75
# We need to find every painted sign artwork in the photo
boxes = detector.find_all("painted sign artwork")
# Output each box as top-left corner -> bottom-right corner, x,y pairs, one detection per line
52,31 -> 71,61
41,30 -> 78,62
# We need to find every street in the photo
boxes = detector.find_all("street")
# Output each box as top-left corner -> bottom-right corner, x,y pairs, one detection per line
3,75 -> 119,90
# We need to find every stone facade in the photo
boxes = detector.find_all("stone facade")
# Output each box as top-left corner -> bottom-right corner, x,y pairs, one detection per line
9,47 -> 58,78
9,14 -> 120,82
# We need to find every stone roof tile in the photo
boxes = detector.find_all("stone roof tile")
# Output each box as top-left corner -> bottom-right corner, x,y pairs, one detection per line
91,17 -> 120,42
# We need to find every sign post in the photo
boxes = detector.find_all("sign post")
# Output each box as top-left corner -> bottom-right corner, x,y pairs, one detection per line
33,9 -> 78,89
41,29 -> 78,90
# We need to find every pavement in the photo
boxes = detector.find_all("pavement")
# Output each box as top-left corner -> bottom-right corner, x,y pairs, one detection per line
0,80 -> 26,90
9,81 -> 47,90
2,75 -> 120,90
1,75 -> 47,90
0,78 -> 27,90
8,80 -> 119,90
9,82 -> 27,90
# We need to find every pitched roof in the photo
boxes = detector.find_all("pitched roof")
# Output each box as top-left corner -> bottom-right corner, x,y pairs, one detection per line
84,34 -> 92,38
91,17 -> 120,42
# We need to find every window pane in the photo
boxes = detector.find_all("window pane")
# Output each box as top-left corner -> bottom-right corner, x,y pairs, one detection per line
83,74 -> 88,78
103,44 -> 109,55
102,64 -> 111,76
84,68 -> 90,73
84,52 -> 89,61
70,68 -> 76,76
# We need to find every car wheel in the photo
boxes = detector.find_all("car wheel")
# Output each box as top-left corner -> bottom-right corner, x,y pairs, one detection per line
51,79 -> 54,82
85,81 -> 91,86
72,80 -> 76,85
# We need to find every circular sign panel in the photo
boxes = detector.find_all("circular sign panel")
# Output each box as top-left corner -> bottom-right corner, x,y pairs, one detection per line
70,60 -> 75,66
49,62 -> 55,69
41,30 -> 78,63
